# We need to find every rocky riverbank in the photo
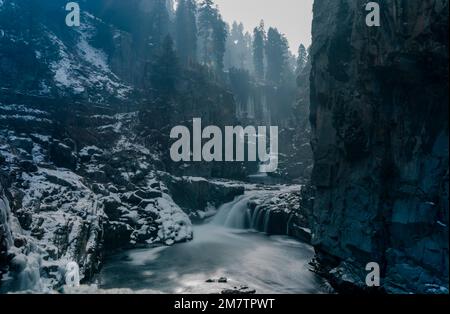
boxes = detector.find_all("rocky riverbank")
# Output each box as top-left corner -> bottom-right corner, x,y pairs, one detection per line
0,102 -> 247,292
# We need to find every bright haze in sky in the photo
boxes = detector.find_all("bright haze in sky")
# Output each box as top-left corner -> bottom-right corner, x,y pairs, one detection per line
213,0 -> 313,55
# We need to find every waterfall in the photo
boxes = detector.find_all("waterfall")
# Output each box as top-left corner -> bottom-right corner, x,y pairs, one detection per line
0,192 -> 13,249
212,191 -> 277,233
212,194 -> 254,229
0,192 -> 44,293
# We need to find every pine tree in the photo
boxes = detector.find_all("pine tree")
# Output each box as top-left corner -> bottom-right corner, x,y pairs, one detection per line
198,0 -> 227,72
198,0 -> 215,66
243,31 -> 253,71
266,27 -> 289,85
296,44 -> 308,74
225,22 -> 253,71
148,0 -> 171,54
213,13 -> 227,72
253,20 -> 266,81
228,67 -> 251,107
150,35 -> 179,98
175,0 -> 198,65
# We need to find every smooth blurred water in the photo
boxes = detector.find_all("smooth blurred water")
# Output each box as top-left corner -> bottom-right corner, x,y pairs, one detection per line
98,193 -> 327,294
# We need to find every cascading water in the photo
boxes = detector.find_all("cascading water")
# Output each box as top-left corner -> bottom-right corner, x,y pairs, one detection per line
212,194 -> 252,229
0,193 -> 43,293
0,192 -> 13,249
98,186 -> 327,294
212,191 -> 275,233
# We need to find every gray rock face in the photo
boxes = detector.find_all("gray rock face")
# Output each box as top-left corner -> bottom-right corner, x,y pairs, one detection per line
309,0 -> 449,293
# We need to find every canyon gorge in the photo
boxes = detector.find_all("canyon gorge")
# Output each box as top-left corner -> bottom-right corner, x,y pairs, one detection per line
0,0 -> 448,294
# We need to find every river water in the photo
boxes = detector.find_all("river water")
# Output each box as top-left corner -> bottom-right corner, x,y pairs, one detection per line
98,190 -> 328,294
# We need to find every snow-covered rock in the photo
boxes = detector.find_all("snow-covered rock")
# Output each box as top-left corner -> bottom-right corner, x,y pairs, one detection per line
0,0 -> 132,102
0,106 -> 196,292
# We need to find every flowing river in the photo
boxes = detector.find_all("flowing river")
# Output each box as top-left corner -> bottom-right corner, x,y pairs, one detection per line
98,190 -> 329,294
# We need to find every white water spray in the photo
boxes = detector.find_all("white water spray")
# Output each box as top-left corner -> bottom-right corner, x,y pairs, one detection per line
212,191 -> 275,233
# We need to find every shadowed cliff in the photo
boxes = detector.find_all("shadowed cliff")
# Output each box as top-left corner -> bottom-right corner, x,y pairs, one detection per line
309,0 -> 449,293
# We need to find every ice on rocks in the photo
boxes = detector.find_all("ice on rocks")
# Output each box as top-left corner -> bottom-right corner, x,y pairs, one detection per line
149,195 -> 193,245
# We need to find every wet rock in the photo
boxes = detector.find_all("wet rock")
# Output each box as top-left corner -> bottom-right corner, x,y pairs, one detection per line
31,226 -> 44,240
92,183 -> 109,196
19,160 -> 38,173
103,222 -> 133,250
264,210 -> 288,235
101,195 -> 122,220
15,209 -> 32,230
149,182 -> 160,189
221,286 -> 256,294
10,137 -> 33,154
44,173 -> 76,189
134,189 -> 162,200
79,146 -> 103,163
121,192 -> 143,206
107,185 -> 119,194
120,210 -> 140,227
242,188 -> 311,240
50,141 -> 77,170
206,277 -> 228,283
63,138 -> 76,151
130,224 -> 158,244
13,236 -> 27,249
38,204 -> 58,212
29,134 -> 51,148
327,262 -> 369,294
85,170 -> 107,182
138,199 -> 155,209
160,173 -> 244,216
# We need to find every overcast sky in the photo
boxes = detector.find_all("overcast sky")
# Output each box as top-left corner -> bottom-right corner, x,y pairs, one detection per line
213,0 -> 314,54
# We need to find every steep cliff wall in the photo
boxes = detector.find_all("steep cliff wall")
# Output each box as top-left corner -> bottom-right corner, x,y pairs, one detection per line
310,0 -> 449,293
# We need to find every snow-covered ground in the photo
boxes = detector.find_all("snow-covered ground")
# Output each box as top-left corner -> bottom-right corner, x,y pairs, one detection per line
48,13 -> 132,99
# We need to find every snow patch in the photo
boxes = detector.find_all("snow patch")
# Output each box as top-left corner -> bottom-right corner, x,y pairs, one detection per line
47,15 -> 132,99
0,104 -> 49,116
147,195 -> 193,245
0,114 -> 52,123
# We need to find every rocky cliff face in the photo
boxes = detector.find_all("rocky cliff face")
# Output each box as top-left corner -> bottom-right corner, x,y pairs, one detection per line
0,99 -> 246,292
310,0 -> 449,293
0,0 -> 133,103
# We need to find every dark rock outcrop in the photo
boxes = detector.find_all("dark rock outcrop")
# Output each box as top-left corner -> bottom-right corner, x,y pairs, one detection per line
309,0 -> 449,293
50,141 -> 78,171
159,173 -> 245,220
